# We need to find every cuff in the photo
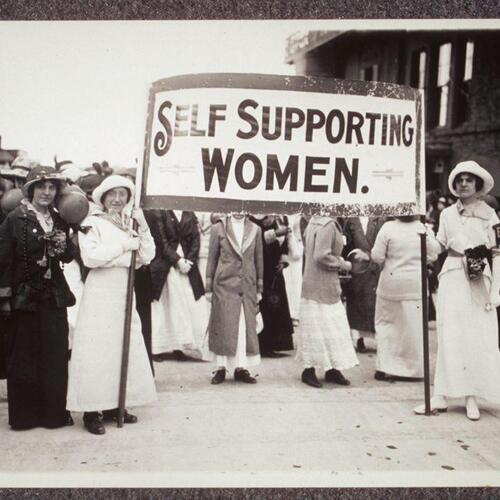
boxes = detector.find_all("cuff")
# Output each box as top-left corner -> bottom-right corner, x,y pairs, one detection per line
257,279 -> 264,294
205,278 -> 213,293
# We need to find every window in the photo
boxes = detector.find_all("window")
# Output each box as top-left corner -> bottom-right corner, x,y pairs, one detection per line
464,40 -> 474,81
410,49 -> 427,89
437,43 -> 452,127
456,40 -> 474,125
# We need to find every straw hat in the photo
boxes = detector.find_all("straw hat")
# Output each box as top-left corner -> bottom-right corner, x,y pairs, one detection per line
92,174 -> 135,208
448,160 -> 494,197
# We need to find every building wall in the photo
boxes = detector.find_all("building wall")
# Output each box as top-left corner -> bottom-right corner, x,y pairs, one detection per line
289,30 -> 500,196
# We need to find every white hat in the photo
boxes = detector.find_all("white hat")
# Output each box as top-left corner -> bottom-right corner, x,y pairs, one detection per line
448,160 -> 494,197
92,174 -> 135,208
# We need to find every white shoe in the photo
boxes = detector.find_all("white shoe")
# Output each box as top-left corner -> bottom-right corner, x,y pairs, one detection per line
414,396 -> 448,415
466,396 -> 480,421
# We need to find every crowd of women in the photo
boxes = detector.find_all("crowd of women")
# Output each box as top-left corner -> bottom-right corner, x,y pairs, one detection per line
1,150 -> 500,436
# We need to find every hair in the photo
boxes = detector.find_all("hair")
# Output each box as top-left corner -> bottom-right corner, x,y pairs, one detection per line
102,186 -> 132,205
452,172 -> 484,192
27,179 -> 61,202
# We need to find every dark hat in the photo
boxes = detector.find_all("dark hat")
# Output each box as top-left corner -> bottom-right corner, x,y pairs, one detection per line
22,166 -> 65,196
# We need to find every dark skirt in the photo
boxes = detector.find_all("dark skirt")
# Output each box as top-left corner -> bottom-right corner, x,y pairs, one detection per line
7,302 -> 70,430
344,272 -> 378,333
258,273 -> 294,352
135,266 -> 154,375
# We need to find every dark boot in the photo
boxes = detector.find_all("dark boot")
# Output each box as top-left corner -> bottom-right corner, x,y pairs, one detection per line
83,411 -> 105,435
325,368 -> 351,386
301,367 -> 322,388
234,368 -> 257,384
211,368 -> 226,385
356,338 -> 368,353
102,408 -> 138,424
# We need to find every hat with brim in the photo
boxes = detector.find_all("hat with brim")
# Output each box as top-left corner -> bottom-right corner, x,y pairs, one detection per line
0,167 -> 30,180
448,160 -> 494,197
92,174 -> 135,208
22,166 -> 65,197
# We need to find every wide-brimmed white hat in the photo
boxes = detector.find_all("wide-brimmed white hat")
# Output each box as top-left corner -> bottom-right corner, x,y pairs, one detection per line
92,174 -> 135,208
448,160 -> 494,197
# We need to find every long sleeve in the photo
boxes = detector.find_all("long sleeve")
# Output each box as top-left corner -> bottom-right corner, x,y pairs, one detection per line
205,224 -> 221,293
370,225 -> 388,266
312,222 -> 344,271
0,215 -> 15,302
184,214 -> 201,263
488,212 -> 500,306
158,212 -> 181,266
136,227 -> 155,266
78,219 -> 127,269
425,227 -> 442,264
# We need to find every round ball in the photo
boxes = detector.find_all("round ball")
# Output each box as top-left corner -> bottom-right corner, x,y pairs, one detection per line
1,188 -> 24,213
57,192 -> 89,224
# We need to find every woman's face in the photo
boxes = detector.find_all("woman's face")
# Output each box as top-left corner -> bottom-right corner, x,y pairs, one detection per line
32,180 -> 58,208
455,173 -> 478,201
103,187 -> 129,213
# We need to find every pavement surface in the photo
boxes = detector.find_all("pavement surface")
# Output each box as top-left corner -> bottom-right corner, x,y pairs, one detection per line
1,326 -> 500,487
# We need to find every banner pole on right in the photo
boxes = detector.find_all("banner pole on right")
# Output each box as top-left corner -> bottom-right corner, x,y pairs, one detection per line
420,215 -> 431,416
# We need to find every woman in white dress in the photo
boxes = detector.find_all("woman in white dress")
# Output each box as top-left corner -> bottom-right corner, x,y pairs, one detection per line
370,216 -> 440,381
66,175 -> 157,434
414,161 -> 500,420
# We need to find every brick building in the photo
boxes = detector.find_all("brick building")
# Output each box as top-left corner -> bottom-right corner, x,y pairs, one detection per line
285,30 -> 500,196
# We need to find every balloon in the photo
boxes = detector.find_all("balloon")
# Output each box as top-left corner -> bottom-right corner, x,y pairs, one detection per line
0,188 -> 24,213
59,184 -> 86,197
57,192 -> 89,225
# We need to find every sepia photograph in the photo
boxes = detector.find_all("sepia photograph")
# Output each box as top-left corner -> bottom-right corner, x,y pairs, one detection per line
1,18 -> 500,490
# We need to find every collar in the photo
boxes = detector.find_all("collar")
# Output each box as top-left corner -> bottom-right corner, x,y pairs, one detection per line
455,199 -> 492,221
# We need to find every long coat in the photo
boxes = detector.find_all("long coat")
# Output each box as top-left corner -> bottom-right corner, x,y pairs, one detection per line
342,217 -> 386,332
0,203 -> 76,429
148,210 -> 204,301
205,217 -> 264,356
249,215 -> 294,352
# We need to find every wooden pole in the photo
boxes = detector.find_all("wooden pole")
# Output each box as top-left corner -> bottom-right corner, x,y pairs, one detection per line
117,219 -> 138,428
420,215 -> 431,416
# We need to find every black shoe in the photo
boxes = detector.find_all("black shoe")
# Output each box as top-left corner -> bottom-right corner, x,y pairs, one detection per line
301,367 -> 322,388
374,370 -> 395,382
66,414 -> 74,426
356,338 -> 368,353
102,409 -> 138,424
211,368 -> 226,384
83,413 -> 105,435
173,350 -> 189,361
234,368 -> 257,384
325,368 -> 351,386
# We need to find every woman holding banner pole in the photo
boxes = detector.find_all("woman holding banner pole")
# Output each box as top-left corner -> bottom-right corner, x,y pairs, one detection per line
66,175 -> 157,435
414,161 -> 500,420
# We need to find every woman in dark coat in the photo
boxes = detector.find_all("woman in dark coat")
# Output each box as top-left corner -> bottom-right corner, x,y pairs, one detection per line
0,166 -> 76,430
342,217 -> 386,353
249,215 -> 294,357
149,209 -> 206,360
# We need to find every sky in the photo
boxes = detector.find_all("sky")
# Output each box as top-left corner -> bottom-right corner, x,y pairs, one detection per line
1,19 -> 497,169
0,21 -> 300,167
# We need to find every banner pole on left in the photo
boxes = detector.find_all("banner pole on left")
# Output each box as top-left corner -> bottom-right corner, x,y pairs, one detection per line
117,221 -> 138,428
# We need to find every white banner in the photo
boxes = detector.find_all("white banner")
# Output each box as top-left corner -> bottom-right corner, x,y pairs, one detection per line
141,74 -> 425,216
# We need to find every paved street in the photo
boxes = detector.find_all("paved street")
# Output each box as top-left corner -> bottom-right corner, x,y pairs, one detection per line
1,327 -> 500,487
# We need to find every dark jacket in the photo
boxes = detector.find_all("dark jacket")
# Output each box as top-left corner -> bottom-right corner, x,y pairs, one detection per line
0,204 -> 76,312
148,210 -> 204,301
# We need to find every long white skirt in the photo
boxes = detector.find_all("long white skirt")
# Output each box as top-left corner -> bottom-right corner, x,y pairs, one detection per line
67,267 -> 157,412
151,266 -> 208,358
297,299 -> 358,371
63,260 -> 84,350
375,297 -> 423,377
433,269 -> 500,402
283,256 -> 303,320
204,304 -> 260,370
